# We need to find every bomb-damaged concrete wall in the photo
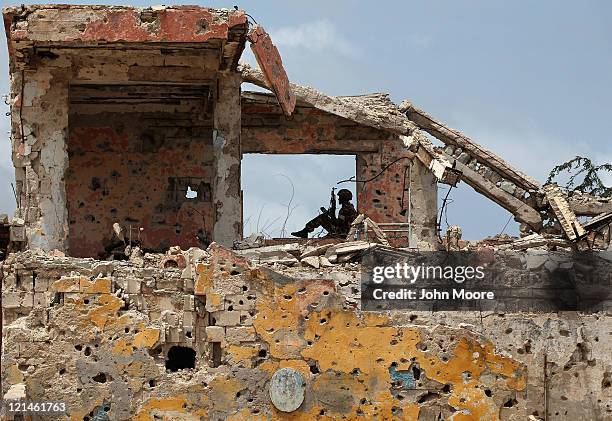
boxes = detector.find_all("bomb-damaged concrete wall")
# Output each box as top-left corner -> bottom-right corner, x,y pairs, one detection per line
242,96 -> 438,247
2,245 -> 611,420
67,107 -> 215,258
7,46 -> 241,255
4,4 -> 248,253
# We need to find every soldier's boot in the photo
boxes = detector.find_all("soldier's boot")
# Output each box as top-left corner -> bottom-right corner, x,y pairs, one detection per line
291,228 -> 309,238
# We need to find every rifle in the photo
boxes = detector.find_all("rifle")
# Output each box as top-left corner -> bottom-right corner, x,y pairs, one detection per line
320,187 -> 336,222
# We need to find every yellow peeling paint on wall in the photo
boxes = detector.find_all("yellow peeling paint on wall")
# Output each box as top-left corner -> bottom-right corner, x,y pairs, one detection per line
249,277 -> 526,420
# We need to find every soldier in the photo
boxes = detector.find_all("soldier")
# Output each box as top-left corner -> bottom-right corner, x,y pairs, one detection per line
291,188 -> 358,238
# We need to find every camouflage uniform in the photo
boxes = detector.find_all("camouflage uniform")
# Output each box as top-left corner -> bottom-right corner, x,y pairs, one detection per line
292,189 -> 358,238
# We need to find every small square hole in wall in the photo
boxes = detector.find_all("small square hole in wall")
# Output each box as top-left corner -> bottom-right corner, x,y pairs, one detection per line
186,186 -> 198,199
241,154 -> 356,239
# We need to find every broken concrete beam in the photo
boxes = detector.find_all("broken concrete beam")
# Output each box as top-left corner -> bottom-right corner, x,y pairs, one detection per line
568,193 -> 612,216
346,214 -> 366,240
300,244 -> 333,259
301,256 -> 320,269
508,233 -> 548,250
237,243 -> 301,256
407,132 -> 461,186
543,184 -> 587,241
241,64 -> 416,136
400,100 -> 540,192
330,241 -> 375,255
247,25 -> 296,116
325,241 -> 377,263
583,212 -> 612,231
237,244 -> 301,266
443,150 -> 543,230
319,256 -> 334,267
336,252 -> 360,263
363,217 -> 390,246
233,233 -> 265,250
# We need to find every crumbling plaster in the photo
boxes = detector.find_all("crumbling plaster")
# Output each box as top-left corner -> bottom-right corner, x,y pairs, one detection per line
10,60 -> 71,252
1,245 -> 611,420
241,95 -> 438,247
212,73 -> 243,247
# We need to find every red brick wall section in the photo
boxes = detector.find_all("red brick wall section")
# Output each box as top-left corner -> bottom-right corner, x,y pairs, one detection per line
241,101 -> 438,246
66,111 -> 215,258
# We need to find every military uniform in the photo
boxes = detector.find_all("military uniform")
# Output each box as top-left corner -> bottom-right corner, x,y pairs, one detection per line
292,189 -> 358,238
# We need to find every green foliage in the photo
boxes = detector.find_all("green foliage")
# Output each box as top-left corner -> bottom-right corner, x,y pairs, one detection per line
546,156 -> 612,197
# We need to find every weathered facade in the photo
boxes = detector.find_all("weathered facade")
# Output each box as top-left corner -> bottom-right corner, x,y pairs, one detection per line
2,4 -> 612,421
3,5 -> 436,257
2,244 -> 612,420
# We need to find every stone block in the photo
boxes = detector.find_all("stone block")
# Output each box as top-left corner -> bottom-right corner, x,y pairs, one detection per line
205,326 -> 225,342
3,274 -> 16,288
2,291 -> 23,309
126,277 -> 141,294
184,277 -> 194,292
226,326 -> 256,343
21,292 -> 34,307
224,294 -> 255,311
33,292 -> 48,307
80,277 -> 112,294
239,310 -> 255,326
33,277 -> 49,292
17,272 -> 34,290
211,310 -> 241,326
183,311 -> 195,328
183,295 -> 195,311
50,276 -> 81,293
165,326 -> 181,343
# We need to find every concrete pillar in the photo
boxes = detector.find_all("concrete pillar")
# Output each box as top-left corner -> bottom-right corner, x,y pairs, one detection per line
10,63 -> 70,252
408,159 -> 438,246
212,72 -> 242,246
357,139 -> 438,247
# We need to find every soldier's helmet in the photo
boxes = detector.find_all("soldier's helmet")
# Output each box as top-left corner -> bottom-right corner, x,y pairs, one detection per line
337,189 -> 353,201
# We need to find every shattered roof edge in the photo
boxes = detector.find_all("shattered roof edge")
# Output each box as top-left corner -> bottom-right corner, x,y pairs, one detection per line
2,4 -> 241,13
239,63 -> 416,136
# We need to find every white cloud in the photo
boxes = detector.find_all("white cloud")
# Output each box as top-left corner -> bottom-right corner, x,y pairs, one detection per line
269,20 -> 358,58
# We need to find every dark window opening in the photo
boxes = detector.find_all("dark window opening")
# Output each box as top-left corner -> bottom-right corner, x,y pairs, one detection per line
165,346 -> 196,371
211,342 -> 222,368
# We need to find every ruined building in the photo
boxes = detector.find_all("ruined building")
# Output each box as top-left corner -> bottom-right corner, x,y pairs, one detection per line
2,4 -> 612,420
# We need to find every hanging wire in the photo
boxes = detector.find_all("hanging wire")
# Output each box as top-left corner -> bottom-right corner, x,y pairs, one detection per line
337,156 -> 413,185
497,202 -> 526,236
234,5 -> 258,25
437,185 -> 454,241
400,162 -> 410,210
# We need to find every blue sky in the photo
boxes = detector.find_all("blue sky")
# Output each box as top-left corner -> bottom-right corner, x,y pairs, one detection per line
2,1 -> 611,239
